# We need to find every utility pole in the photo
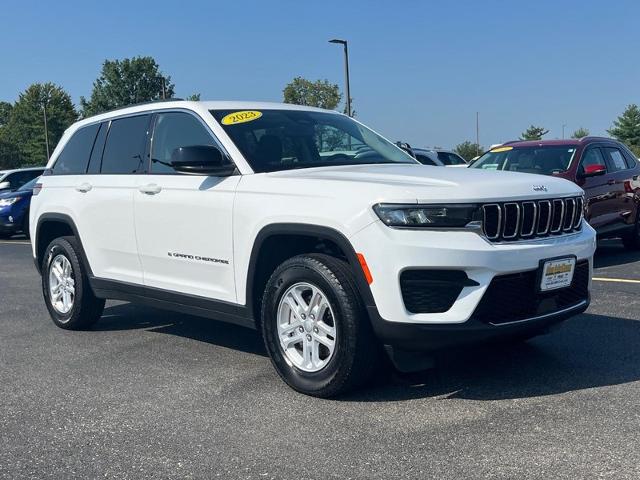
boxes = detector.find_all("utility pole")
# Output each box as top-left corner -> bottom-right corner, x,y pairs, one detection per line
476,112 -> 480,156
562,123 -> 566,139
329,39 -> 352,116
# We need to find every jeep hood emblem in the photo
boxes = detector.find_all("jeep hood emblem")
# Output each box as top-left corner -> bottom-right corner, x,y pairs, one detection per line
532,185 -> 548,192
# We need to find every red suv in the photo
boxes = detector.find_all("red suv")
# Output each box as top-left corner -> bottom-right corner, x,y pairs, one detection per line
471,137 -> 640,249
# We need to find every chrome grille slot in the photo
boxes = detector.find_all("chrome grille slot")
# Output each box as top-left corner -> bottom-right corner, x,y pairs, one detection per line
481,196 -> 583,242
482,204 -> 502,240
503,203 -> 520,239
550,199 -> 564,233
563,198 -> 576,231
574,197 -> 584,228
537,200 -> 551,235
520,201 -> 537,237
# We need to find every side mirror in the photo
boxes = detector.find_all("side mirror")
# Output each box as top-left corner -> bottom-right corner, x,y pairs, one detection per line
0,181 -> 10,191
170,145 -> 236,176
579,164 -> 606,178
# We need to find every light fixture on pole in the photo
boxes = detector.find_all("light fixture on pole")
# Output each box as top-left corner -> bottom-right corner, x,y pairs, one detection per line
329,38 -> 352,116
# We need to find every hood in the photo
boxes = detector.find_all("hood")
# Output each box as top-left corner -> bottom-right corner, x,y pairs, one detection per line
267,164 -> 582,203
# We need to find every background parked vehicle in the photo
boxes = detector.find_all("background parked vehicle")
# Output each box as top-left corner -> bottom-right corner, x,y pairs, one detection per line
0,167 -> 45,193
0,176 -> 39,238
395,142 -> 467,167
470,138 -> 640,248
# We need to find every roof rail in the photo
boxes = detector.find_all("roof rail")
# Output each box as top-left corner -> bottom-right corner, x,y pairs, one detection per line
93,98 -> 186,117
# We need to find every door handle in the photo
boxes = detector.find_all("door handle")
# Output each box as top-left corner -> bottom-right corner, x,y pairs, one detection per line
75,182 -> 92,193
139,183 -> 162,195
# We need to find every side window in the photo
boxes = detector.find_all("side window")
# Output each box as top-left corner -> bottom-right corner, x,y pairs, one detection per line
52,124 -> 100,175
101,115 -> 150,174
619,145 -> 638,168
4,173 -> 20,189
87,122 -> 108,174
437,152 -> 466,166
604,147 -> 628,172
579,147 -> 606,174
415,154 -> 437,166
150,112 -> 218,174
6,171 -> 39,189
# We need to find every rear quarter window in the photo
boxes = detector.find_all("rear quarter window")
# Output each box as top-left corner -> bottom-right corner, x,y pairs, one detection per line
52,124 -> 100,175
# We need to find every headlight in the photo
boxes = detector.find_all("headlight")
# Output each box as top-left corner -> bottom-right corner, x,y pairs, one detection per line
0,197 -> 20,207
373,203 -> 480,228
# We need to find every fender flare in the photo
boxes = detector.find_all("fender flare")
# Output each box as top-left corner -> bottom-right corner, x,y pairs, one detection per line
245,223 -> 377,320
34,213 -> 92,275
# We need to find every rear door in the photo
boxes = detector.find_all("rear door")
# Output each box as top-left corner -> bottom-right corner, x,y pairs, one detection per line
73,115 -> 151,284
133,110 -> 240,302
602,145 -> 636,229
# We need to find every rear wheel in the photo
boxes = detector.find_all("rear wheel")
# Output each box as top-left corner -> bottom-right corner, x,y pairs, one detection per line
42,236 -> 105,330
261,254 -> 379,397
622,212 -> 640,250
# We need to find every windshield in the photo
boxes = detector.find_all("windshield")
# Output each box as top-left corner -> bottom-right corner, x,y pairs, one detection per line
210,109 -> 417,173
18,177 -> 39,192
471,146 -> 576,174
437,151 -> 467,166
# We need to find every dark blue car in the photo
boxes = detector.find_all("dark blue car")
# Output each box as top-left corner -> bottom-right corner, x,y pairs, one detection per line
0,177 -> 39,238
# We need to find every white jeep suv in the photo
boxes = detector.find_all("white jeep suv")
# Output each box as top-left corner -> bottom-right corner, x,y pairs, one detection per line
30,100 -> 596,397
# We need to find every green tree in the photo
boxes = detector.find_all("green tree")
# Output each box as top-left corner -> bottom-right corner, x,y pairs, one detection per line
608,104 -> 640,156
80,56 -> 175,116
520,125 -> 549,141
571,127 -> 590,139
0,137 -> 21,170
185,93 -> 201,101
1,83 -> 76,167
283,77 -> 342,110
454,140 -> 483,161
0,101 -> 12,128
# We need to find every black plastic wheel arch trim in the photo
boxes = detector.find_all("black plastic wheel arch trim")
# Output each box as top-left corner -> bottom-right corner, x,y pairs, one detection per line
245,223 -> 378,321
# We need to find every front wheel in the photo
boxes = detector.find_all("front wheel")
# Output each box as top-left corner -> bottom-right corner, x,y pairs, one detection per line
42,236 -> 105,330
261,254 -> 379,397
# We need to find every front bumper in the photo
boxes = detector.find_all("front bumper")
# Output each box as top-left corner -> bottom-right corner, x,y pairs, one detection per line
0,217 -> 20,233
368,297 -> 589,352
350,220 -> 596,350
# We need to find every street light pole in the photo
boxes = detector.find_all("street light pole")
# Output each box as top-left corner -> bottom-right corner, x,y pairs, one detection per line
562,123 -> 566,139
476,112 -> 480,156
329,39 -> 352,116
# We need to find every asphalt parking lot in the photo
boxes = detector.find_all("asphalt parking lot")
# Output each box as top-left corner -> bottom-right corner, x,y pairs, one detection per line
1,238 -> 639,480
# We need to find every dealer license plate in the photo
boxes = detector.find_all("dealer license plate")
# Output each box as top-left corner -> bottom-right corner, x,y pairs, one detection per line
540,257 -> 576,291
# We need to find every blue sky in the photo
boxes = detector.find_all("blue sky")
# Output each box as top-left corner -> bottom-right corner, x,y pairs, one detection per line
1,0 -> 639,148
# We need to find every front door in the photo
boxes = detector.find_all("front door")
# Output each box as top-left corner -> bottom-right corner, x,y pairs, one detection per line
133,111 -> 239,302
577,146 -> 616,231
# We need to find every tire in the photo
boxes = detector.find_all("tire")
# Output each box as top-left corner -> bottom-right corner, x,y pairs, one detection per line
622,212 -> 640,250
261,254 -> 380,397
42,236 -> 105,330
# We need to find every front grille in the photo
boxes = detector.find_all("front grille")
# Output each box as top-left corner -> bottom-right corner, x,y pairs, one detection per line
400,270 -> 477,314
482,196 -> 583,242
471,260 -> 589,325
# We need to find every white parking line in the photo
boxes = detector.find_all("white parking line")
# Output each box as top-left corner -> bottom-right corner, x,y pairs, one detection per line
593,277 -> 640,284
